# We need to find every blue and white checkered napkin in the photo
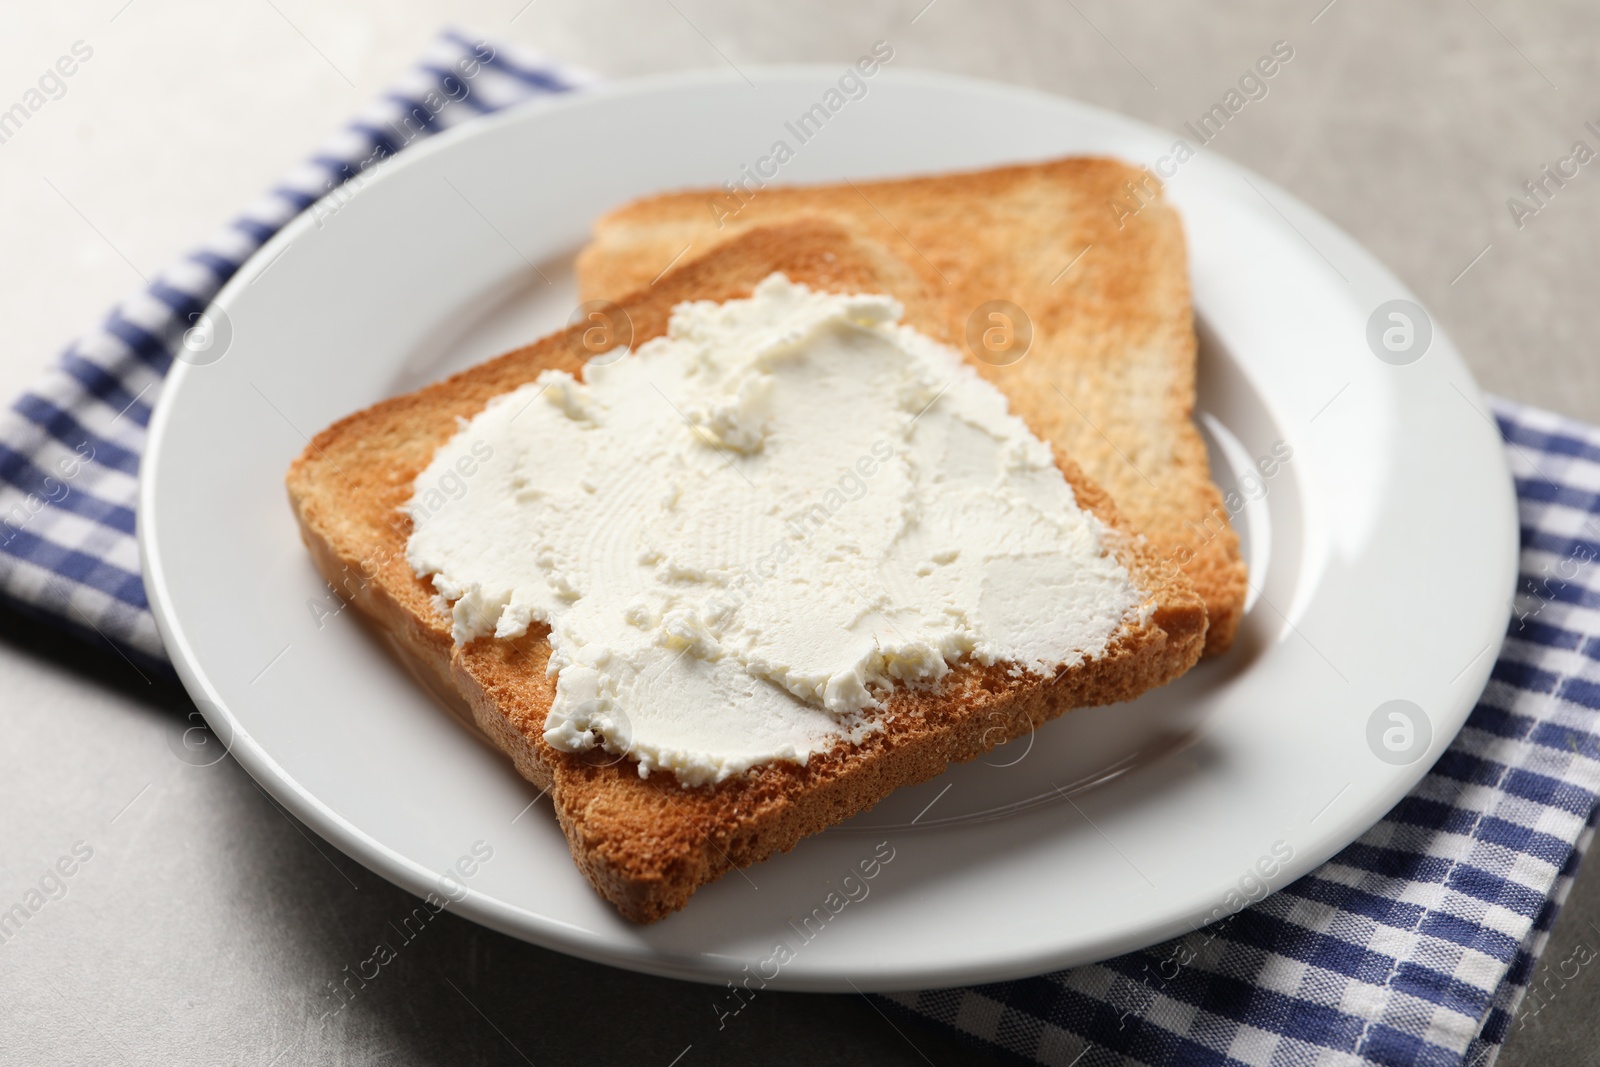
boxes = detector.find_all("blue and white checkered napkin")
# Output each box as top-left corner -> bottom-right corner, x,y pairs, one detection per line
4,30 -> 1598,1067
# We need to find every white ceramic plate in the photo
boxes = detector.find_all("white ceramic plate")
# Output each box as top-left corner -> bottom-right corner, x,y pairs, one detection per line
140,68 -> 1517,991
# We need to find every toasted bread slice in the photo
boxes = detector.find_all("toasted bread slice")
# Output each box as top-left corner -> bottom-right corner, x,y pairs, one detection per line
287,220 -> 1208,922
575,158 -> 1247,655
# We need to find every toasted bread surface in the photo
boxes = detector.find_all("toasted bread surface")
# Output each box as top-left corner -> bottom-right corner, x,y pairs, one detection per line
575,158 -> 1247,655
287,220 -> 1207,922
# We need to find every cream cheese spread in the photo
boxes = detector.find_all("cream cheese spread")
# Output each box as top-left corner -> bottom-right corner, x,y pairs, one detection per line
405,275 -> 1144,785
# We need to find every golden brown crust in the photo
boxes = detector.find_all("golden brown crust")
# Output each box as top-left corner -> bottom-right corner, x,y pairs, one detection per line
287,220 -> 1207,922
575,157 -> 1247,655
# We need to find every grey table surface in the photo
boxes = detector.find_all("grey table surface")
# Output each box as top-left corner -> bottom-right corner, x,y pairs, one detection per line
4,1 -> 1600,1064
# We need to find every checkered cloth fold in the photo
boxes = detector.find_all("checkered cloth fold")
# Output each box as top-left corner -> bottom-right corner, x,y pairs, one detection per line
2,31 -> 1596,1067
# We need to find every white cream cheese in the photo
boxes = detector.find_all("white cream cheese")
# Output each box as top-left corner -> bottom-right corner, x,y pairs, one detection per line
405,275 -> 1145,785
